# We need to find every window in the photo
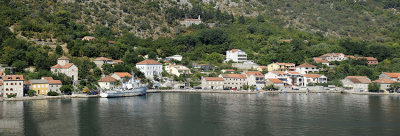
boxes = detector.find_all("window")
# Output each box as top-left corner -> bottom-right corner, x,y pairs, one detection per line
11,83 -> 13,85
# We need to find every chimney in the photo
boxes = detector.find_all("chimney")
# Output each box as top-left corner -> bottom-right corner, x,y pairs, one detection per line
198,15 -> 201,20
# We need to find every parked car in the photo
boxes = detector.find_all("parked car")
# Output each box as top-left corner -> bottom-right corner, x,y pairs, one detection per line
232,88 -> 237,91
87,90 -> 98,95
223,88 -> 230,90
195,87 -> 202,89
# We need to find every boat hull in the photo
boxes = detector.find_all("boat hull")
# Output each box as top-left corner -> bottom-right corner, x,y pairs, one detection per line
100,87 -> 147,98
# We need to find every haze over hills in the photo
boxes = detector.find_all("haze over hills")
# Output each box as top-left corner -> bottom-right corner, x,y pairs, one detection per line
1,0 -> 400,41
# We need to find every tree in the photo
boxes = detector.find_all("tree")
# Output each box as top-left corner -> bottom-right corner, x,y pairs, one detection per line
56,45 -> 63,55
389,82 -> 400,92
206,52 -> 224,64
102,64 -> 114,75
242,85 -> 249,90
60,85 -> 74,94
12,60 -> 28,72
368,83 -> 381,92
257,15 -> 265,22
238,15 -> 245,24
93,67 -> 102,79
265,85 -> 279,91
28,90 -> 36,96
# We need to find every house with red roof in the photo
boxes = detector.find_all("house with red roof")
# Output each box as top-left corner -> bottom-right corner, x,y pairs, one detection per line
295,63 -> 319,74
225,49 -> 248,63
302,74 -> 327,86
313,57 -> 329,66
379,72 -> 400,82
341,76 -> 371,92
267,62 -> 296,72
180,15 -> 202,27
51,56 -> 78,81
136,60 -> 163,80
319,53 -> 348,62
245,71 -> 265,89
98,76 -> 117,90
164,65 -> 191,77
266,78 -> 285,89
372,79 -> 396,91
201,77 -> 225,90
1,75 -> 24,97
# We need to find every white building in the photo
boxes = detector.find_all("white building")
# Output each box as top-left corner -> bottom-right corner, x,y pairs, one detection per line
166,55 -> 183,61
136,60 -> 163,80
201,77 -> 225,90
341,76 -> 371,92
372,79 -> 395,91
51,56 -> 79,81
220,74 -> 247,90
164,65 -> 191,77
98,76 -> 116,90
265,71 -> 307,87
302,74 -> 327,86
245,71 -> 265,90
319,53 -> 348,62
225,49 -> 247,63
180,15 -> 202,27
296,63 -> 319,74
2,75 -> 24,97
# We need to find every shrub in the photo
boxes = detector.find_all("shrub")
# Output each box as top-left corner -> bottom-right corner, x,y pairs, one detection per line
7,94 -> 16,98
28,89 -> 36,97
47,91 -> 59,96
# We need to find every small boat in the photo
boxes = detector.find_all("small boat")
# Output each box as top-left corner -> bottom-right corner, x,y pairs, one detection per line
100,72 -> 147,98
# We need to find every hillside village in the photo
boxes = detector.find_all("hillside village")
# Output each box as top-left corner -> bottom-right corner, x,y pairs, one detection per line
2,47 -> 400,98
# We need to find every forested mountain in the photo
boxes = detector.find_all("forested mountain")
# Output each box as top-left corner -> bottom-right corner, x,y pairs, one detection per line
1,0 -> 400,87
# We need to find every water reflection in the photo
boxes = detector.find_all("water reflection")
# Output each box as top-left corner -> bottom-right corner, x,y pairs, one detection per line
1,94 -> 400,136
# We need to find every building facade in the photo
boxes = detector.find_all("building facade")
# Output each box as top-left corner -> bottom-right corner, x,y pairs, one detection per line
164,65 -> 191,77
2,75 -> 24,97
166,55 -> 183,61
29,80 -> 49,95
136,60 -> 163,80
98,76 -> 117,90
220,74 -> 247,90
341,76 -> 371,92
302,74 -> 328,86
111,72 -> 132,82
378,72 -> 400,81
319,53 -> 348,62
225,49 -> 247,63
94,57 -> 114,68
201,77 -> 225,90
245,71 -> 265,89
51,56 -> 78,81
372,79 -> 395,91
295,63 -> 319,74
180,16 -> 202,27
267,63 -> 296,72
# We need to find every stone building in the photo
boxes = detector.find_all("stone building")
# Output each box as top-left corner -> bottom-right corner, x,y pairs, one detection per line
51,56 -> 78,81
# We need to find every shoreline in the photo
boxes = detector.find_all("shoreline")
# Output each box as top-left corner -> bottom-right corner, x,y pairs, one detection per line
1,90 -> 400,101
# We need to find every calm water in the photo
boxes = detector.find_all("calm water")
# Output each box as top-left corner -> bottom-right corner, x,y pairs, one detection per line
1,93 -> 400,136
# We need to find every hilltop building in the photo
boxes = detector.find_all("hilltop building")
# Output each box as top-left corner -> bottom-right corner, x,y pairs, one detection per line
225,49 -> 247,63
51,56 -> 78,81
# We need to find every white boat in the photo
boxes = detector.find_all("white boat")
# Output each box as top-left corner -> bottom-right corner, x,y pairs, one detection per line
100,72 -> 147,98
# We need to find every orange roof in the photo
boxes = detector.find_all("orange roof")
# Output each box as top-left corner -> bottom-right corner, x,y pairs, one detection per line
258,66 -> 267,69
245,71 -> 264,77
383,72 -> 400,78
48,80 -> 62,84
25,81 -> 30,85
358,57 -> 378,61
231,49 -> 240,53
313,57 -> 328,63
114,72 -> 132,78
3,75 -> 24,81
320,53 -> 344,57
204,77 -> 224,81
58,56 -> 70,60
98,76 -> 116,82
303,74 -> 323,78
288,71 -> 301,75
0,81 -> 2,85
280,39 -> 292,42
221,74 -> 247,79
94,57 -> 113,61
0,71 -> 3,76
136,60 -> 162,65
372,79 -> 396,84
345,76 -> 371,84
297,63 -> 316,68
272,71 -> 287,75
42,77 -> 54,81
51,63 -> 74,69
269,78 -> 284,84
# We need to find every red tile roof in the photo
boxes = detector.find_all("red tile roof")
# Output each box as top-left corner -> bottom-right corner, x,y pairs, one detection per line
137,60 -> 162,65
51,63 -> 74,69
245,71 -> 264,77
269,78 -> 284,84
345,76 -> 371,84
113,60 -> 123,63
231,49 -> 240,53
48,80 -> 62,84
288,71 -> 301,75
114,72 -> 132,78
303,74 -> 323,78
221,74 -> 247,79
108,41 -> 116,44
320,53 -> 344,57
3,75 -> 24,81
313,57 -> 328,63
280,39 -> 292,43
0,81 -> 2,85
223,69 -> 235,72
272,71 -> 287,75
276,63 -> 295,66
94,57 -> 113,61
204,77 -> 224,81
98,76 -> 116,82
383,72 -> 400,78
297,63 -> 317,68
372,79 -> 396,84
